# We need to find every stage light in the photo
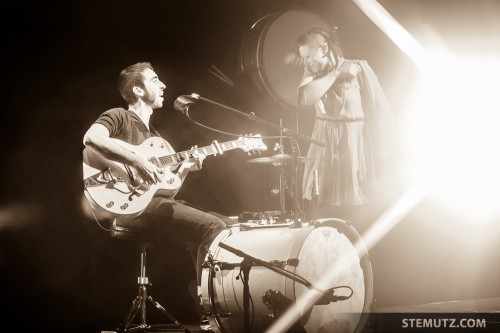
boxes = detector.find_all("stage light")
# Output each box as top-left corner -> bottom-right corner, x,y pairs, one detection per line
398,53 -> 500,226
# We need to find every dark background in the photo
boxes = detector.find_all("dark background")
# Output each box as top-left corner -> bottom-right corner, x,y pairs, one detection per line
2,1 -> 499,332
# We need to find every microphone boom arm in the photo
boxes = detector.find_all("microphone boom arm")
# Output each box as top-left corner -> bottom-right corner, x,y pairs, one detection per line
190,94 -> 325,147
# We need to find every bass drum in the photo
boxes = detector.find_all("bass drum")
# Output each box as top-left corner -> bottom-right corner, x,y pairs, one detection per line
240,9 -> 331,110
201,218 -> 373,333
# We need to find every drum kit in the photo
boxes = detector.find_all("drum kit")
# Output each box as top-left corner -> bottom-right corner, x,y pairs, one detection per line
201,126 -> 373,333
246,152 -> 315,223
196,9 -> 374,333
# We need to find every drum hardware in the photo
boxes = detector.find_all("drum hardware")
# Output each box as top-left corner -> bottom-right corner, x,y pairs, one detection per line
247,149 -> 316,227
246,150 -> 295,223
238,211 -> 263,222
268,259 -> 290,269
290,145 -> 303,228
247,154 -> 315,164
238,211 -> 289,224
208,259 -> 293,272
214,262 -> 242,271
262,290 -> 310,333
238,221 -> 295,231
217,242 -> 343,298
239,222 -> 265,230
217,241 -> 341,333
262,289 -> 294,317
308,169 -> 320,221
278,120 -> 287,219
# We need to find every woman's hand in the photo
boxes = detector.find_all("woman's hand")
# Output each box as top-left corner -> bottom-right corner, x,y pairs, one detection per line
336,61 -> 361,79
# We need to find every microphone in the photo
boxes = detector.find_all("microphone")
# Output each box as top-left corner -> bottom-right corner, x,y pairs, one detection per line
173,95 -> 196,113
315,288 -> 351,305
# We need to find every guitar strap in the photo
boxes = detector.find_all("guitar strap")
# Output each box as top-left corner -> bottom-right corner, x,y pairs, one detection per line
149,124 -> 161,138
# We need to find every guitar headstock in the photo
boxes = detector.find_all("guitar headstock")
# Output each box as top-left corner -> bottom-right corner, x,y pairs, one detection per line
237,134 -> 267,153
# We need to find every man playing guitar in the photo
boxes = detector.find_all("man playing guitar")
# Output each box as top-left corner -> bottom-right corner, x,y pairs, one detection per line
82,62 -> 246,319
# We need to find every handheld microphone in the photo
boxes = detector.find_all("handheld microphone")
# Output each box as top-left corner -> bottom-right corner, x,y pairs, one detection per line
173,95 -> 196,113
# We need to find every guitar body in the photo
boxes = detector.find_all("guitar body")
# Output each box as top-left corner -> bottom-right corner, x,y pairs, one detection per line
82,135 -> 267,219
83,137 -> 182,218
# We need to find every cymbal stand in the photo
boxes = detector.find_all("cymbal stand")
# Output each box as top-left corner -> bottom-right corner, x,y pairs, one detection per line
278,119 -> 286,220
290,140 -> 302,228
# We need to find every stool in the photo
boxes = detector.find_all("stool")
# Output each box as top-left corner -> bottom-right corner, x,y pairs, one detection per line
110,220 -> 190,333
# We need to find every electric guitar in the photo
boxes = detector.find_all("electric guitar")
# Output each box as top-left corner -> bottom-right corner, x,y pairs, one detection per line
82,135 -> 267,218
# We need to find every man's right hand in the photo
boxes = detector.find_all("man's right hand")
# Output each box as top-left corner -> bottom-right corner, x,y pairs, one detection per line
132,157 -> 163,185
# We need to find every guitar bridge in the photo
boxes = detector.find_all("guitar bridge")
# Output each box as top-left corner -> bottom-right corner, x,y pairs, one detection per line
84,168 -> 137,197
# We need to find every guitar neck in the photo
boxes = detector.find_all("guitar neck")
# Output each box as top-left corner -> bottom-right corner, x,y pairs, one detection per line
157,140 -> 240,168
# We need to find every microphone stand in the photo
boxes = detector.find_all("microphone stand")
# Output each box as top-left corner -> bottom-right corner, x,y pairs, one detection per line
291,143 -> 301,228
191,94 -> 325,147
188,94 -> 325,227
218,242 -> 324,333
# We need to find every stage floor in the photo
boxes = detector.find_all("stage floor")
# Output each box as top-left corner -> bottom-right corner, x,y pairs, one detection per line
102,297 -> 500,333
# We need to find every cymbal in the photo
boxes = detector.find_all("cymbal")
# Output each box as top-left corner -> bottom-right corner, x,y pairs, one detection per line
298,156 -> 316,162
247,154 -> 315,164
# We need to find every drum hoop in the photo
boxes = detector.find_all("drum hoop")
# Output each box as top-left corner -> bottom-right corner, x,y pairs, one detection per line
290,218 -> 374,333
239,13 -> 275,73
206,261 -> 229,333
314,218 -> 374,332
252,11 -> 295,109
204,227 -> 235,333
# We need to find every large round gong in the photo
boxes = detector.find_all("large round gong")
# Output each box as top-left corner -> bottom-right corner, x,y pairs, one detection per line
240,10 -> 331,110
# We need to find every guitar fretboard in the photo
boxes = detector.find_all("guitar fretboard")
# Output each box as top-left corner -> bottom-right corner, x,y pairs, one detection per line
155,140 -> 240,168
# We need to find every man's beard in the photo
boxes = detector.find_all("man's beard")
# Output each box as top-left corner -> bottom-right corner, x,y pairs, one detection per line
144,90 -> 160,108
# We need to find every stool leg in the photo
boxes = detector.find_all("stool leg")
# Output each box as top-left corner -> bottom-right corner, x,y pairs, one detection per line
117,242 -> 191,333
118,295 -> 142,332
117,244 -> 150,333
138,244 -> 148,326
148,296 -> 187,330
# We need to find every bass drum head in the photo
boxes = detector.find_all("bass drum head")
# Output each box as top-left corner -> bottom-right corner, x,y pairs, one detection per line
201,219 -> 373,333
294,218 -> 373,333
240,9 -> 331,110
